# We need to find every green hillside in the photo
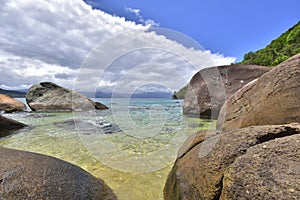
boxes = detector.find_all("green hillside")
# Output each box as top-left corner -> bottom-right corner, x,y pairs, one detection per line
172,85 -> 188,99
239,21 -> 300,66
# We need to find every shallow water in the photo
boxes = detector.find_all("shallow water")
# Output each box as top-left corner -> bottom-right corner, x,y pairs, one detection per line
0,98 -> 215,200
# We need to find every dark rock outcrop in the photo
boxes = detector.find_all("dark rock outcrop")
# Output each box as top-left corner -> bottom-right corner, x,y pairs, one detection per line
95,102 -> 109,110
217,53 -> 300,131
26,82 -> 108,112
0,147 -> 118,199
183,65 -> 270,119
0,116 -> 27,138
164,124 -> 300,200
0,94 -> 26,113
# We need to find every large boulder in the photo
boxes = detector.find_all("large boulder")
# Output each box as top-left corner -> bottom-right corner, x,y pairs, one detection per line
0,147 -> 118,199
217,53 -> 300,131
164,124 -> 300,200
26,82 -> 108,112
0,116 -> 27,138
220,133 -> 300,199
183,65 -> 270,119
0,94 -> 27,113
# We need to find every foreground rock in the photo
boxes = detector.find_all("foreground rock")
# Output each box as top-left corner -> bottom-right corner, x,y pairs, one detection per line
221,133 -> 300,199
218,53 -> 300,131
0,116 -> 27,137
164,124 -> 300,200
0,147 -> 118,199
0,94 -> 26,113
183,65 -> 270,119
26,82 -> 108,112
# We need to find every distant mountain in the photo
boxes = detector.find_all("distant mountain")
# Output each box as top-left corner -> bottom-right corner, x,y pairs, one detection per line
82,91 -> 173,98
131,92 -> 172,98
239,21 -> 300,66
95,91 -> 113,98
0,88 -> 26,98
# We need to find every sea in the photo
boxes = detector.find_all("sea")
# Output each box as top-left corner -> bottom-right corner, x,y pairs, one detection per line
0,98 -> 215,200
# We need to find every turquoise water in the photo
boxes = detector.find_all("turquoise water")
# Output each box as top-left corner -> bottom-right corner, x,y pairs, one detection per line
0,98 -> 215,200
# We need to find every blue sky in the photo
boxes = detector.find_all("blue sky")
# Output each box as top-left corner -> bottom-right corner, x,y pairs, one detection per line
85,0 -> 300,61
0,0 -> 299,92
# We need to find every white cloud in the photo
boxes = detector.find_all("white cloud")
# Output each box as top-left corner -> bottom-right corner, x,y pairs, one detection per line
0,0 -> 236,93
0,50 -> 78,89
76,30 -> 236,94
125,7 -> 141,16
144,19 -> 160,27
0,0 -> 144,68
125,6 -> 160,27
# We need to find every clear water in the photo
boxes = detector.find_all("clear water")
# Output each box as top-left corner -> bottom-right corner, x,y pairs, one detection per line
0,98 -> 215,200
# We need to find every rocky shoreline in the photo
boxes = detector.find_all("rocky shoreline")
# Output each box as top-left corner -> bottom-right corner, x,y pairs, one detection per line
1,54 -> 300,199
0,82 -> 117,199
164,53 -> 300,199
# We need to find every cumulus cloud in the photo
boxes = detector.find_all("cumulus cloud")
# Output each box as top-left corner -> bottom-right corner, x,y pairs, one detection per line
0,50 -> 78,90
0,0 -> 236,93
76,29 -> 236,94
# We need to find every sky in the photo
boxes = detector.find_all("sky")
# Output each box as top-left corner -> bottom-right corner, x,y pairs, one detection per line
85,0 -> 300,61
0,0 -> 299,93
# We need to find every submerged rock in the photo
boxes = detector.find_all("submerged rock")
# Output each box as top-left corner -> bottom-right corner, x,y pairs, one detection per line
164,124 -> 300,200
26,82 -> 108,112
183,65 -> 270,119
0,147 -> 118,199
218,53 -> 300,131
54,119 -> 122,134
0,94 -> 27,113
0,115 -> 27,138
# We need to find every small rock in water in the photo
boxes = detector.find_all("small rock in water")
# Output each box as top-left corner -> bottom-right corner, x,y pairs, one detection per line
0,94 -> 27,113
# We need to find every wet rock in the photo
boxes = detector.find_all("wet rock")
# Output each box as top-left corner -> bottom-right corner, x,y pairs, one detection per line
0,94 -> 27,113
0,147 -> 118,199
183,65 -> 270,119
26,82 -> 108,112
218,53 -> 300,131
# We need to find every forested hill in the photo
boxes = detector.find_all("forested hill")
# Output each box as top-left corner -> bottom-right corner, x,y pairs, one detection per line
239,21 -> 300,66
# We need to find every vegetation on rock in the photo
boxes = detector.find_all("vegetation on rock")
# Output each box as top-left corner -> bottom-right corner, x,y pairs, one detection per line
172,85 -> 188,99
